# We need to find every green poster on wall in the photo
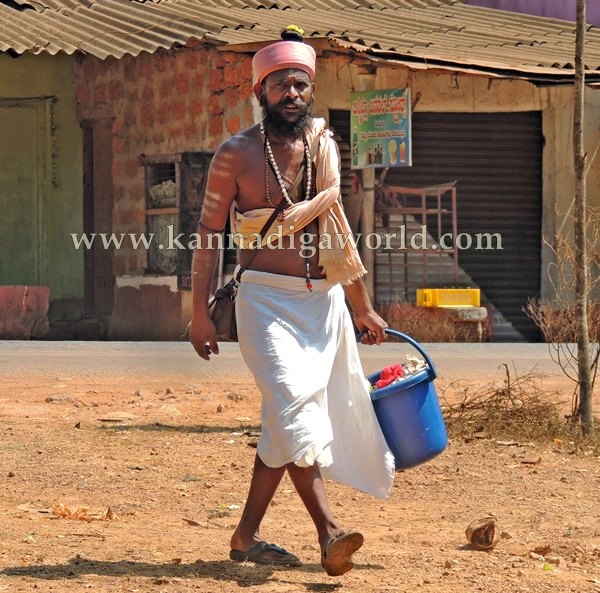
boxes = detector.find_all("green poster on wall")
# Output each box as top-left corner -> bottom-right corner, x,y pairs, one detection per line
350,88 -> 411,169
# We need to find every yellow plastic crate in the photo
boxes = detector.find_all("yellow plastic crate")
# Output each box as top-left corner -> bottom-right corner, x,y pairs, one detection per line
416,288 -> 480,308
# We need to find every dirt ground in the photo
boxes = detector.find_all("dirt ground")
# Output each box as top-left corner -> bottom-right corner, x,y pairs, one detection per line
1,344 -> 600,593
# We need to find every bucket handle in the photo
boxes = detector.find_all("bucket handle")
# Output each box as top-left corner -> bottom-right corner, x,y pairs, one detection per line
359,328 -> 438,381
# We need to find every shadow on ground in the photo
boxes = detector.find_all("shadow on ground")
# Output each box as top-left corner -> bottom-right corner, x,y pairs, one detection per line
97,422 -> 262,434
1,557 -> 382,589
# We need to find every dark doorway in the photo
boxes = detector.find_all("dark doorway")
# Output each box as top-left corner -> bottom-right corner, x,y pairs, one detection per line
82,120 -> 115,322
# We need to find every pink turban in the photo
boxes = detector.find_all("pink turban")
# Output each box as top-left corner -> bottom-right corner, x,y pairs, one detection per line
252,40 -> 316,86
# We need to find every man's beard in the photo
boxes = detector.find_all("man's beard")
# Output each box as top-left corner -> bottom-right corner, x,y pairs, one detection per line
261,93 -> 313,138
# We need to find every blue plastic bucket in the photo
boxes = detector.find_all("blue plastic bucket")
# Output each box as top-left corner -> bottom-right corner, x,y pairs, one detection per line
366,329 -> 448,470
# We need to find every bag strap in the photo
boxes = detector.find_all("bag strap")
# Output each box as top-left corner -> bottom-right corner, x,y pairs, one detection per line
234,127 -> 323,283
234,197 -> 287,283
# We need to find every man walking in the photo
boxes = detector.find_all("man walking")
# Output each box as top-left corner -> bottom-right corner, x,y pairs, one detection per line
190,26 -> 394,576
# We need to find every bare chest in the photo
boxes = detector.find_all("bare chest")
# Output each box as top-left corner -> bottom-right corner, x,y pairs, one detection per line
235,142 -> 307,212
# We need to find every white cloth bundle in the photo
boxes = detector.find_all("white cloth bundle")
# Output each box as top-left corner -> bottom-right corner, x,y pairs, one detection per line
236,269 -> 395,499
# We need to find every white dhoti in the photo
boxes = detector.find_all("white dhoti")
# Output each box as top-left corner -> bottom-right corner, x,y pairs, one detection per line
236,270 -> 395,500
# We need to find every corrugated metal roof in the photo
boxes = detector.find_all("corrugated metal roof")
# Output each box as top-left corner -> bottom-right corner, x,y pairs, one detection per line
1,0 -> 599,78
13,0 -> 457,11
9,0 -> 96,11
1,1 -> 252,58
208,0 -> 457,9
217,4 -> 600,73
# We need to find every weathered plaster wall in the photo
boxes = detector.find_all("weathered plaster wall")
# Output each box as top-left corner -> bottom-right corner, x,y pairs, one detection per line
543,87 -> 600,226
314,60 -> 600,300
313,63 -> 544,115
0,52 -> 83,317
541,86 -> 600,300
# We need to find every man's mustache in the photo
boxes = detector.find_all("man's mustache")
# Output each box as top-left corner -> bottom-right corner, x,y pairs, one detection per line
278,98 -> 306,108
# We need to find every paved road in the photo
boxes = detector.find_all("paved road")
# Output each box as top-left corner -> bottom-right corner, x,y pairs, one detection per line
0,340 -> 565,384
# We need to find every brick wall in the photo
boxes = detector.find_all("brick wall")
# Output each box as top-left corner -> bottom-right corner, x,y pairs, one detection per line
75,42 -> 255,277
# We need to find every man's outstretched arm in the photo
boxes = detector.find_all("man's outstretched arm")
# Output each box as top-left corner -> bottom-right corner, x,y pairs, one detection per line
190,142 -> 238,360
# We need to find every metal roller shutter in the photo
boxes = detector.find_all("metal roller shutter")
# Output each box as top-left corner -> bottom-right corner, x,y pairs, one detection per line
329,110 -> 543,341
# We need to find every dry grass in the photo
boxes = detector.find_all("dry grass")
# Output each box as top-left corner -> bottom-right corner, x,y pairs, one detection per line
441,365 -> 600,451
526,208 -> 600,420
377,302 -> 466,342
527,301 -> 600,414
